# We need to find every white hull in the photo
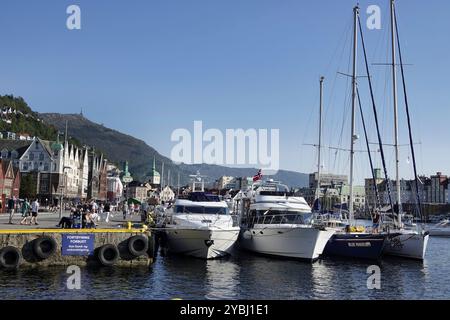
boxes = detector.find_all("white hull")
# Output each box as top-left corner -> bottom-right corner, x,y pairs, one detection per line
383,230 -> 429,260
239,225 -> 335,261
165,228 -> 240,259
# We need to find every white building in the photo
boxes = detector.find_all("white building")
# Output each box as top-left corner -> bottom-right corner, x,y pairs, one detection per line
160,186 -> 175,203
215,176 -> 235,189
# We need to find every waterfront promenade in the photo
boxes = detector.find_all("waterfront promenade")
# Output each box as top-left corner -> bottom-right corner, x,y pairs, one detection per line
0,211 -> 142,230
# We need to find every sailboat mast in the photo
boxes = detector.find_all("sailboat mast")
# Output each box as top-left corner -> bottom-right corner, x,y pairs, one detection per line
391,0 -> 402,225
349,5 -> 359,221
177,172 -> 180,196
315,76 -> 325,202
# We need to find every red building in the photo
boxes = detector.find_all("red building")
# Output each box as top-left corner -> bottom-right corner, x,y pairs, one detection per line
0,160 -> 20,213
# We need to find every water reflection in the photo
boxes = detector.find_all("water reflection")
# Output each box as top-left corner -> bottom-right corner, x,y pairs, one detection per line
1,237 -> 450,300
204,258 -> 240,300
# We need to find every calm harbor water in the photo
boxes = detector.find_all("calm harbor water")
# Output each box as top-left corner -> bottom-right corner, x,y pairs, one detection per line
1,235 -> 449,300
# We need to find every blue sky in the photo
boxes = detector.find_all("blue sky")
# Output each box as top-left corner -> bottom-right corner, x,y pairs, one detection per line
0,0 -> 449,184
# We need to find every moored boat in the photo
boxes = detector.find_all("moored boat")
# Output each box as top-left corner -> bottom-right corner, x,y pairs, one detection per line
428,219 -> 450,237
235,179 -> 335,261
157,174 -> 240,259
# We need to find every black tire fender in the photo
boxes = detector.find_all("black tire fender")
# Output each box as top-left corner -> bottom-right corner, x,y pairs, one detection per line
147,234 -> 156,259
0,246 -> 22,270
97,244 -> 119,266
127,235 -> 149,257
33,236 -> 57,259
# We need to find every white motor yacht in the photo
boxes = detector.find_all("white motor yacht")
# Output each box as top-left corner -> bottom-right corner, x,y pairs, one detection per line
234,180 -> 335,261
158,191 -> 240,259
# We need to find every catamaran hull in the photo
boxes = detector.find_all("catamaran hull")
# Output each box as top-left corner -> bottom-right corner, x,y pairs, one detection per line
383,232 -> 429,260
165,228 -> 240,259
323,233 -> 387,260
239,226 -> 335,261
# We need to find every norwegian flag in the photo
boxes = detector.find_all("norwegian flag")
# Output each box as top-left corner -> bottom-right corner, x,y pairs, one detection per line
253,169 -> 262,182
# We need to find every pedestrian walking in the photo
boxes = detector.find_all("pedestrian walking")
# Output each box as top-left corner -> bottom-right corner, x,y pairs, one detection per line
20,198 -> 31,225
7,196 -> 16,224
30,199 -> 40,225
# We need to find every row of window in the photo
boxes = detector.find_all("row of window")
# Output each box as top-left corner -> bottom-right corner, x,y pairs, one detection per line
23,152 -> 47,161
22,162 -> 55,172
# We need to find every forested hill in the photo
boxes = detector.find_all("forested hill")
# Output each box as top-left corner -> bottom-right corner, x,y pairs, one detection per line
0,94 -> 308,187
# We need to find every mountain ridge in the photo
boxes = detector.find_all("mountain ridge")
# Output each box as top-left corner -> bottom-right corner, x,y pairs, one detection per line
38,112 -> 309,187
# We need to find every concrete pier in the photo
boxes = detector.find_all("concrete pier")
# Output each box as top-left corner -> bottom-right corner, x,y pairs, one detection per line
0,212 -> 155,269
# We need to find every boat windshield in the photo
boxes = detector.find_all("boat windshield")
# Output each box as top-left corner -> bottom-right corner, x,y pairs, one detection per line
175,205 -> 229,215
246,209 -> 312,225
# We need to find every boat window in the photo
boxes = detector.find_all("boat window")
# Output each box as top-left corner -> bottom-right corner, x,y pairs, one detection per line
204,207 -> 228,215
271,215 -> 282,224
252,210 -> 313,225
175,205 -> 229,215
256,210 -> 310,216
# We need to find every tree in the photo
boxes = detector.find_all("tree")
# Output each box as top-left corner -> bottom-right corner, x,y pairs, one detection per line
19,173 -> 37,200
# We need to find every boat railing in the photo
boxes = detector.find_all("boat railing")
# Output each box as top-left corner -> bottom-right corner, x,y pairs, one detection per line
231,215 -> 240,227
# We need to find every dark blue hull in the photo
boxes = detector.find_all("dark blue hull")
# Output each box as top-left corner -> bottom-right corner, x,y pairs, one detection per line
323,233 -> 387,260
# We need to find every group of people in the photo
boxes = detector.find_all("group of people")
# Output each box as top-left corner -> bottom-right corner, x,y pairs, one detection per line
121,200 -> 154,223
56,200 -> 115,229
5,196 -> 157,229
5,197 -> 40,225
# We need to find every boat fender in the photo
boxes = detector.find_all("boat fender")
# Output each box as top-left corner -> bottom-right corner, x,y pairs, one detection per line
97,244 -> 119,266
0,246 -> 22,270
147,235 -> 156,259
242,230 -> 252,240
127,235 -> 149,257
33,236 -> 57,260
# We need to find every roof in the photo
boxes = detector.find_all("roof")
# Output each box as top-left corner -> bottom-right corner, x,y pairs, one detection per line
127,180 -> 146,188
37,138 -> 55,157
0,139 -> 33,158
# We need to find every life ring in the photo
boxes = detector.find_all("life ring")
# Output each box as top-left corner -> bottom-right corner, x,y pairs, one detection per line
97,244 -> 119,266
0,246 -> 22,270
127,235 -> 149,257
33,236 -> 57,260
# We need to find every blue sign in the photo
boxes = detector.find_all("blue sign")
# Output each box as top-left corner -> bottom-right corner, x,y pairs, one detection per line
62,234 -> 95,256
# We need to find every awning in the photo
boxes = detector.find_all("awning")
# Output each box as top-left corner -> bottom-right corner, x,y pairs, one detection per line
127,198 -> 142,205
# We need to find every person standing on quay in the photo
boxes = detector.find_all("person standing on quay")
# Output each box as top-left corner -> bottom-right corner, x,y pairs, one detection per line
104,202 -> 111,223
30,199 -> 40,225
7,196 -> 16,224
123,201 -> 129,220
